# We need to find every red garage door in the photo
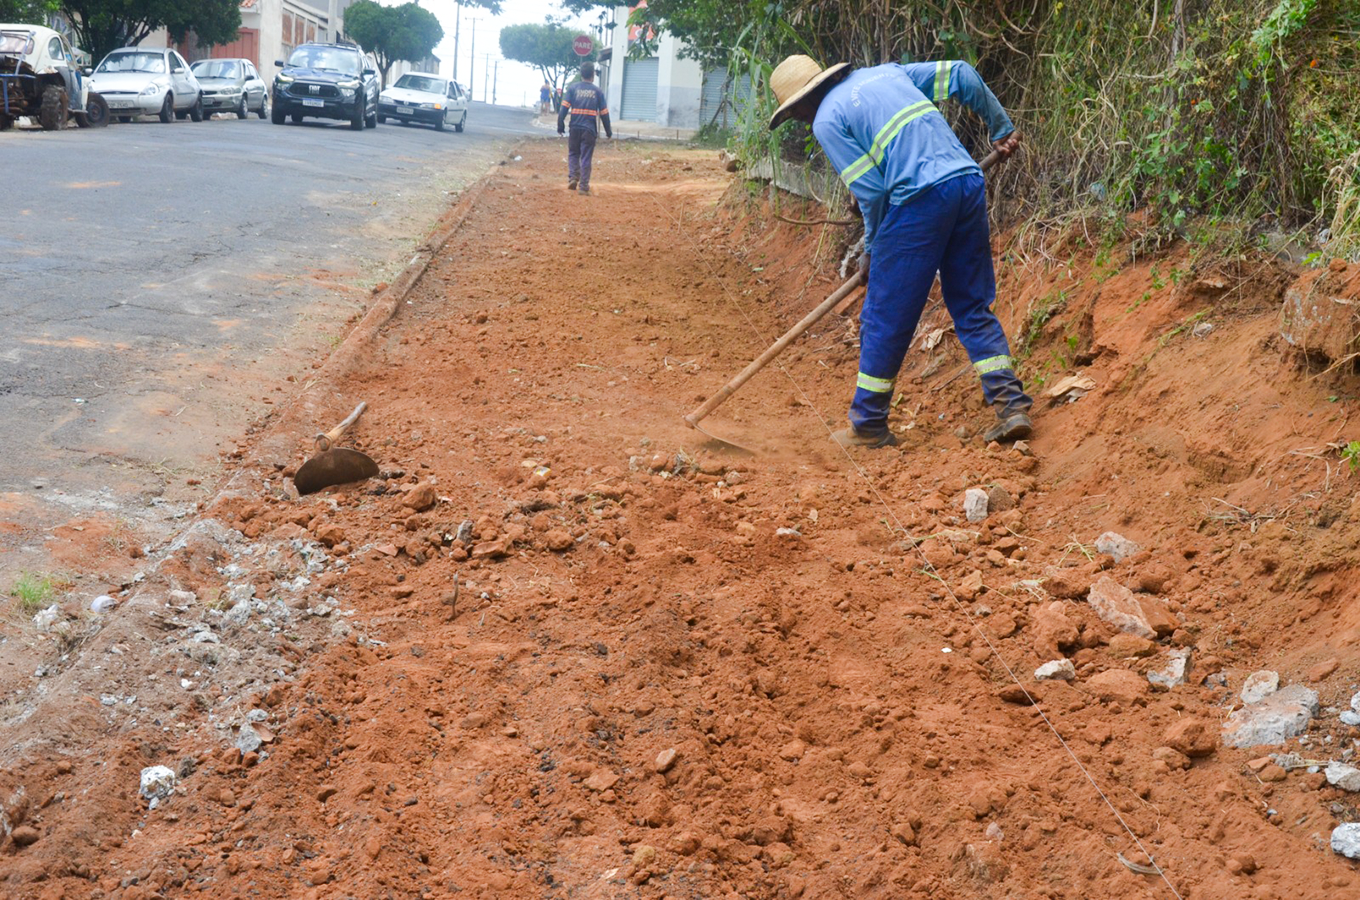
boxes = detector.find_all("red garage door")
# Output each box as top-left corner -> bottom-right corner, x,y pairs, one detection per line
210,29 -> 260,69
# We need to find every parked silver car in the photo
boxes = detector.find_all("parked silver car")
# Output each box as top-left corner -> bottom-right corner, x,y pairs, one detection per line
191,57 -> 268,119
90,46 -> 202,123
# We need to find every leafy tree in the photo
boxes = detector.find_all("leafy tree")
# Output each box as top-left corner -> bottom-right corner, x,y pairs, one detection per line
60,0 -> 241,63
499,22 -> 593,106
343,0 -> 444,88
0,0 -> 57,26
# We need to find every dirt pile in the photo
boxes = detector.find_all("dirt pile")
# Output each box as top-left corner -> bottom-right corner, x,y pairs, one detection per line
2,142 -> 1359,899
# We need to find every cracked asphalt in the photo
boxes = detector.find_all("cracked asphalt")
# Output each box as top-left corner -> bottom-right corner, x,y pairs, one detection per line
0,102 -> 539,573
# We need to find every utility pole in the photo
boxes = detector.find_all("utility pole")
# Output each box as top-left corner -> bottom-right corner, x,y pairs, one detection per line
466,18 -> 480,99
483,54 -> 490,103
451,2 -> 460,82
492,60 -> 498,105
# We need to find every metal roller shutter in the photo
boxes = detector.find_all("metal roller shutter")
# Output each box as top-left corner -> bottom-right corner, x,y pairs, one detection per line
621,56 -> 659,122
700,67 -> 727,128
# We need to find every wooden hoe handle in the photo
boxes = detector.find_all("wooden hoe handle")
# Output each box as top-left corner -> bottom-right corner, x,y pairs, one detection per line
315,402 -> 367,452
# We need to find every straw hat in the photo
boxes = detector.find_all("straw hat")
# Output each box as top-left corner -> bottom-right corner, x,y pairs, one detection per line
768,55 -> 850,130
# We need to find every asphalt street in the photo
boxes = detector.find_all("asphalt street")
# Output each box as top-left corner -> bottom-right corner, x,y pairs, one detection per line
0,101 -> 540,572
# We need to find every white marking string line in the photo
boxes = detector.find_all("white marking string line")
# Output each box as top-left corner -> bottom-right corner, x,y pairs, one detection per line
650,194 -> 1185,900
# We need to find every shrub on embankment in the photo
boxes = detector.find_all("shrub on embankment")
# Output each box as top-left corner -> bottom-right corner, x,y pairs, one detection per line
653,0 -> 1360,255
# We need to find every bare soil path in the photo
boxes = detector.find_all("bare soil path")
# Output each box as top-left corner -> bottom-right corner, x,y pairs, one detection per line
2,141 -> 1359,900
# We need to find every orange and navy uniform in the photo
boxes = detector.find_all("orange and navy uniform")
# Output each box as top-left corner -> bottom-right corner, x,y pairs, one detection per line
556,80 -> 612,137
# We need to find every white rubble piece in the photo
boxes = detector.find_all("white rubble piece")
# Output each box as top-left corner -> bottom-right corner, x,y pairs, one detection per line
963,488 -> 989,523
1148,648 -> 1192,689
1332,823 -> 1360,859
89,595 -> 117,613
139,766 -> 177,807
1240,670 -> 1280,705
1326,762 -> 1360,792
1221,684 -> 1319,749
1035,659 -> 1076,681
1094,532 -> 1140,563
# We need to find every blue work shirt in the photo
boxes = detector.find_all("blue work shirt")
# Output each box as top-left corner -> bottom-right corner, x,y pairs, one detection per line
812,62 -> 1015,252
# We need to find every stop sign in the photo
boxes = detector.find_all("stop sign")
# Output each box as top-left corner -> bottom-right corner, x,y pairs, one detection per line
573,35 -> 594,57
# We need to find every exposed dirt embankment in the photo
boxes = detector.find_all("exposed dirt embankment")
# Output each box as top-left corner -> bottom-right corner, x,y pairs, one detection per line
2,142 -> 1359,900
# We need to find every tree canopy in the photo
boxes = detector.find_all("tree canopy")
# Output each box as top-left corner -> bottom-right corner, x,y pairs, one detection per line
0,0 -> 56,27
60,0 -> 241,63
498,22 -> 593,104
343,0 -> 444,88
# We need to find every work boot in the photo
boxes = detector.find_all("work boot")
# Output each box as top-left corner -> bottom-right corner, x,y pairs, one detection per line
567,179 -> 578,190
832,426 -> 898,449
579,186 -> 591,195
983,410 -> 1033,443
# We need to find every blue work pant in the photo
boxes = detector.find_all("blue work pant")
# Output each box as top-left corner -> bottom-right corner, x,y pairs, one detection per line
567,127 -> 597,191
850,172 -> 1031,433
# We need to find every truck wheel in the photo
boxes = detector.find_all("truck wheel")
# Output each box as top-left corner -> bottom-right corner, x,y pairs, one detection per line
39,84 -> 69,131
75,91 -> 110,128
159,93 -> 174,123
350,98 -> 364,130
271,101 -> 285,125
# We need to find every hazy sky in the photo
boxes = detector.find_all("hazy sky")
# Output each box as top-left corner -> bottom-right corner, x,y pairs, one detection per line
417,1 -> 615,107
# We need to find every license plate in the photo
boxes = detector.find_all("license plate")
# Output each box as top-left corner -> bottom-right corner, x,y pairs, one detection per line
302,98 -> 325,108
396,106 -> 413,115
106,99 -> 134,109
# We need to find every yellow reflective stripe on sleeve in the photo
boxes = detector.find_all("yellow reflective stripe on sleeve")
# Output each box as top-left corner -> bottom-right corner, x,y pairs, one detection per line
934,60 -> 950,105
856,372 -> 896,393
839,100 -> 937,186
973,355 -> 1014,376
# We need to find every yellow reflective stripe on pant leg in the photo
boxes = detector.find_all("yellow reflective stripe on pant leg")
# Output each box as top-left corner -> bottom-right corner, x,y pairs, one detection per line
972,355 -> 1014,376
856,373 -> 896,393
934,60 -> 950,105
839,100 -> 936,186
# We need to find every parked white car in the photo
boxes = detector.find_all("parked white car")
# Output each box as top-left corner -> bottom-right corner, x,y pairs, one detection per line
90,47 -> 202,123
377,72 -> 467,132
191,57 -> 268,119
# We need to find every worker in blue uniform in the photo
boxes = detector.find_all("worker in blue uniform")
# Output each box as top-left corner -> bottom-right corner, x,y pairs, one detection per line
769,55 -> 1031,448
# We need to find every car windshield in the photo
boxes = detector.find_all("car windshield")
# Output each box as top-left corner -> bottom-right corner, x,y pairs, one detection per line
97,51 -> 165,74
394,74 -> 444,94
0,32 -> 33,55
192,60 -> 240,78
286,45 -> 359,75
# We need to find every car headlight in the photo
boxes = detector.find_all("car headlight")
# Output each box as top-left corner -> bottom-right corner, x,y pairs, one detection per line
275,73 -> 294,85
339,88 -> 356,99
428,102 -> 443,110
139,82 -> 163,96
338,79 -> 360,90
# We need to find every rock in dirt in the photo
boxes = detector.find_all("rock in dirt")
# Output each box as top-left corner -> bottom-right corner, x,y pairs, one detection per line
1309,658 -> 1339,682
1031,601 -> 1079,658
403,483 -> 439,512
1042,568 -> 1090,600
10,825 -> 40,847
544,529 -> 574,552
1035,659 -> 1076,681
1221,684 -> 1319,749
1241,670 -> 1280,704
986,484 -> 1015,513
89,594 -> 117,613
1164,717 -> 1218,757
139,766 -> 177,805
472,539 -> 509,559
1332,823 -> 1360,859
654,747 -> 679,773
1147,648 -> 1192,690
964,488 -> 989,522
996,683 -> 1042,705
1108,633 -> 1156,658
1087,669 -> 1147,705
1326,762 -> 1360,792
584,770 -> 620,792
1086,575 -> 1174,639
1094,531 -> 1140,563
778,739 -> 807,761
235,725 -> 263,755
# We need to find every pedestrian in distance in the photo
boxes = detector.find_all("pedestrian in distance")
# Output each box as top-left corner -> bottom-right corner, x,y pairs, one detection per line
557,61 -> 612,195
769,55 -> 1030,448
539,81 -> 551,115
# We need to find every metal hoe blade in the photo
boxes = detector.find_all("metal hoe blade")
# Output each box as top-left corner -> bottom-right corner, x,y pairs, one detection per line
293,448 -> 379,495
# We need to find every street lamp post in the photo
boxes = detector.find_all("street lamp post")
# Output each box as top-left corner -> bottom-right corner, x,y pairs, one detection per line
452,2 -> 460,82
466,17 -> 480,98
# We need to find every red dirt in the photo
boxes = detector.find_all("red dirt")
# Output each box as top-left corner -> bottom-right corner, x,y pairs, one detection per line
2,141 -> 1359,900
